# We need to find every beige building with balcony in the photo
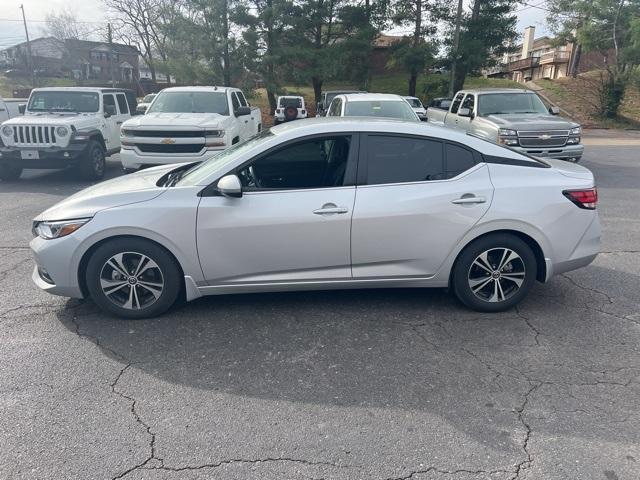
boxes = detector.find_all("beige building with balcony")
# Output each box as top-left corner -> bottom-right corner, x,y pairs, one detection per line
486,26 -> 573,82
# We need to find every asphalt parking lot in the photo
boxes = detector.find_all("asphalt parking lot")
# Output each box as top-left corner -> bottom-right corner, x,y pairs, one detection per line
0,133 -> 639,480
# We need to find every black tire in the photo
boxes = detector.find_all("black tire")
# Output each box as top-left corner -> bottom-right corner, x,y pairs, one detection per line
85,238 -> 182,319
0,164 -> 23,181
78,140 -> 106,180
452,233 -> 537,312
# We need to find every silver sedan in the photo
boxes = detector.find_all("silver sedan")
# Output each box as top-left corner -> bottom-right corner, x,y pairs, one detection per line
31,118 -> 601,318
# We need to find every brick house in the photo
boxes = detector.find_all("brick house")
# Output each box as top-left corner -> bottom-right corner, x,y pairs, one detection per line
371,34 -> 405,74
0,37 -> 139,82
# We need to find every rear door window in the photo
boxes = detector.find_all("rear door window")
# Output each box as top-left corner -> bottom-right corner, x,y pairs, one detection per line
445,143 -> 477,178
363,135 -> 444,185
116,93 -> 129,114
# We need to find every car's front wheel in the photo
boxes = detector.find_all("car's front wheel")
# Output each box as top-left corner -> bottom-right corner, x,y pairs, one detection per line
452,234 -> 537,312
78,140 -> 106,180
85,238 -> 182,319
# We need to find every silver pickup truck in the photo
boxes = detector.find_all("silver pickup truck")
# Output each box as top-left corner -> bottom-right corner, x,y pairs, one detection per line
427,88 -> 583,162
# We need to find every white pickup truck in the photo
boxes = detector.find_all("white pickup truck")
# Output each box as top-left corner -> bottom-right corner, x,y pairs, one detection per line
119,86 -> 262,170
0,87 -> 134,180
0,97 -> 27,123
427,88 -> 584,162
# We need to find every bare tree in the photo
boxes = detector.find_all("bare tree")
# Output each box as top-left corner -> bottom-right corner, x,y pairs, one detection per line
41,9 -> 96,40
105,0 -> 170,82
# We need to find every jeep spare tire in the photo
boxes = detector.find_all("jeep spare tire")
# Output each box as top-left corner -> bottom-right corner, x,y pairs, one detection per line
284,106 -> 297,121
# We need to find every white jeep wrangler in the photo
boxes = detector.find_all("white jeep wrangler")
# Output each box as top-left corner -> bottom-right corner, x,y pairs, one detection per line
274,96 -> 307,125
0,87 -> 134,181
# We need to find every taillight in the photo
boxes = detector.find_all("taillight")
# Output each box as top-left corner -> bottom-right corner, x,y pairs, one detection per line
563,188 -> 598,209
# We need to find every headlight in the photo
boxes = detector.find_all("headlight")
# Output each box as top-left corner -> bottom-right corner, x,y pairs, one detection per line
570,127 -> 581,135
121,129 -> 134,137
33,218 -> 90,240
204,129 -> 224,137
499,128 -> 517,136
1,125 -> 13,137
56,126 -> 69,137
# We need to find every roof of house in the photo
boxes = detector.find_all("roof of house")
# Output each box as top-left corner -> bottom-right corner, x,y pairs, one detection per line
64,39 -> 139,55
373,34 -> 405,48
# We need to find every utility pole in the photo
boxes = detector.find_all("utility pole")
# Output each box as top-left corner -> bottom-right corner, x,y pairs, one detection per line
448,0 -> 463,96
108,23 -> 116,87
19,4 -> 35,88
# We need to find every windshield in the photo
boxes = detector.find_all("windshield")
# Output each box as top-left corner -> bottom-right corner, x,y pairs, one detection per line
28,91 -> 99,113
142,94 -> 156,103
477,93 -> 548,116
406,98 -> 423,108
279,97 -> 302,108
147,91 -> 229,115
344,100 -> 419,121
178,130 -> 274,186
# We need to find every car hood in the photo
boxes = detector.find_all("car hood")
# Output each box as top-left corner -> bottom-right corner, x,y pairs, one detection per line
123,112 -> 228,128
6,113 -> 99,127
34,164 -> 180,221
485,114 -> 579,131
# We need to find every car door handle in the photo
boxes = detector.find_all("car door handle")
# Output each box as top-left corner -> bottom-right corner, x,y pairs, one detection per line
116,121 -> 123,125
451,196 -> 486,204
313,204 -> 349,215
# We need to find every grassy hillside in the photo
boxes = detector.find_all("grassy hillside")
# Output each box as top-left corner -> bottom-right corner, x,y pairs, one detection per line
531,74 -> 640,129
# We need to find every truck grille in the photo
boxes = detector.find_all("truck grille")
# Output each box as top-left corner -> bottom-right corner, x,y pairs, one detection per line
518,130 -> 569,148
124,129 -> 206,137
136,143 -> 204,154
11,125 -> 57,146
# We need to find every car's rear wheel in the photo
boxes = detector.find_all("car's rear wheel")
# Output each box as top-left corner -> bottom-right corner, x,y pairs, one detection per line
452,234 -> 537,312
0,164 -> 23,181
78,140 -> 106,180
85,238 -> 181,319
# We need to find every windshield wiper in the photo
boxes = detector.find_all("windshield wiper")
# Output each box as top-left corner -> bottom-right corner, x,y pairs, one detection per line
482,111 -> 507,115
514,111 -> 538,114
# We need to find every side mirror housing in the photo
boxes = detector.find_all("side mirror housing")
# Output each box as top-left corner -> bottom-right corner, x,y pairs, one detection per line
18,104 -> 26,114
235,106 -> 251,117
457,107 -> 471,117
549,106 -> 560,115
217,174 -> 242,198
104,105 -> 117,117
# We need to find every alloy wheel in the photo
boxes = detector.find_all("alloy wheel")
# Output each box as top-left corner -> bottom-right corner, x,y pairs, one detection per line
99,252 -> 164,310
467,248 -> 526,303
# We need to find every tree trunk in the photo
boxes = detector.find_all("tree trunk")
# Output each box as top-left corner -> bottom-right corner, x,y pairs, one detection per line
409,72 -> 417,97
569,43 -> 582,78
222,2 -> 231,86
312,77 -> 323,105
267,90 -> 277,115
452,65 -> 466,95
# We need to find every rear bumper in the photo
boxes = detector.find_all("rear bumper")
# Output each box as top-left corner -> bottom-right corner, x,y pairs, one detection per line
0,142 -> 90,169
550,213 -> 601,277
512,144 -> 584,160
120,146 -> 224,169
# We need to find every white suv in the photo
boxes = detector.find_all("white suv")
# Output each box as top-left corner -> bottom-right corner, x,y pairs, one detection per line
274,96 -> 307,124
0,87 -> 133,180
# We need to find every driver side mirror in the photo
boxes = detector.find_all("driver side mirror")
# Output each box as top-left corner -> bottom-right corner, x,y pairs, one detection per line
457,107 -> 471,117
18,104 -> 26,114
235,106 -> 251,117
217,174 -> 242,198
549,106 -> 560,115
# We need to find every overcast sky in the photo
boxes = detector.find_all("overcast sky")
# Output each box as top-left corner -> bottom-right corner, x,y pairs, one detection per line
0,0 -> 550,50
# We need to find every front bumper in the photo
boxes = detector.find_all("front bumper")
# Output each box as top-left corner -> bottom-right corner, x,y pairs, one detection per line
30,235 -> 84,299
0,142 -> 90,169
512,143 -> 584,160
120,146 -> 224,169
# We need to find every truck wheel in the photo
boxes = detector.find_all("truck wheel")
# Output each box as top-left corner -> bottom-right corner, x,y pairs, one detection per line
0,164 -> 23,181
78,140 -> 106,180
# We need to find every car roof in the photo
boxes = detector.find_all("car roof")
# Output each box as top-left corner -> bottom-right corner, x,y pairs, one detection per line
269,117 -> 537,160
340,93 -> 406,102
159,86 -> 235,93
31,87 -> 132,93
324,90 -> 365,94
460,88 -> 533,94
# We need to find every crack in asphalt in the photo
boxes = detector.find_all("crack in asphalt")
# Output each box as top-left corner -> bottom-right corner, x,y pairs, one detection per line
385,466 -> 511,480
515,306 -> 541,347
150,457 -> 352,473
111,364 -> 163,480
509,382 -> 542,480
